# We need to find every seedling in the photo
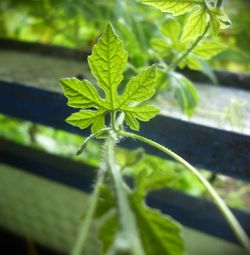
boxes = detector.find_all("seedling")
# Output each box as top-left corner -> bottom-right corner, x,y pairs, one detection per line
61,22 -> 250,255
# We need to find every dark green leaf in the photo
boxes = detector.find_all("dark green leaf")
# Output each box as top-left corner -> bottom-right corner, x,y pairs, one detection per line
98,215 -> 118,253
130,197 -> 185,255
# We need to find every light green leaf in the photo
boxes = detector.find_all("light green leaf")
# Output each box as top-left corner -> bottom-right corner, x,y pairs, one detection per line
209,8 -> 232,34
168,72 -> 199,116
66,109 -> 105,133
123,105 -> 160,130
130,197 -> 184,255
193,40 -> 225,60
160,17 -> 181,45
60,77 -> 103,108
186,56 -> 202,70
179,55 -> 202,70
208,9 -> 221,34
120,65 -> 157,105
155,69 -> 168,91
181,7 -> 208,41
141,0 -> 204,16
61,23 -> 159,134
151,38 -> 172,55
88,23 -> 128,105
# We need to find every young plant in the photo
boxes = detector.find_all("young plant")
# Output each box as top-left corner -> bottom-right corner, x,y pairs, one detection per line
61,24 -> 250,255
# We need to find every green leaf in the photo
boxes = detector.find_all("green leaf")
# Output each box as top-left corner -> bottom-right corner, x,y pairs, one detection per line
208,8 -> 232,34
200,60 -> 218,84
98,215 -> 118,253
123,105 -> 160,130
141,0 -> 204,16
61,23 -> 159,133
135,167 -> 177,198
130,197 -> 184,255
94,184 -> 116,218
66,109 -> 106,134
193,40 -> 225,59
60,78 -> 103,108
124,147 -> 145,169
179,55 -> 202,70
88,23 -> 127,105
151,38 -> 172,56
168,72 -> 199,116
160,17 -> 181,45
119,65 -> 157,105
181,6 -> 208,41
142,0 -> 231,37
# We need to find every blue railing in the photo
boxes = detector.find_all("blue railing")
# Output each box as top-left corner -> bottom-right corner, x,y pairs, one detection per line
0,39 -> 249,246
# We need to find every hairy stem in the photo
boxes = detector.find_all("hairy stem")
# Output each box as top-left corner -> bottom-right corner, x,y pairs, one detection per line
167,23 -> 210,73
106,135 -> 145,255
111,111 -> 117,131
76,127 -> 111,155
71,151 -> 107,255
119,131 -> 250,253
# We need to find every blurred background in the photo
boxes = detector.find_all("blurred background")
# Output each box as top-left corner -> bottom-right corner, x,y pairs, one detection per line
0,0 -> 249,254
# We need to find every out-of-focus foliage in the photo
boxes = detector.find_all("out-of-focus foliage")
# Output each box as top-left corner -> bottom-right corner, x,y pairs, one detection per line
0,113 -> 206,197
1,0 -> 249,117
0,113 -> 100,166
1,0 -> 249,72
0,0 -> 162,67
213,0 -> 250,72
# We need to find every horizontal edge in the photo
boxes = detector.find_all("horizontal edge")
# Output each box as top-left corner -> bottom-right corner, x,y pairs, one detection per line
0,137 -> 249,244
0,80 -> 249,180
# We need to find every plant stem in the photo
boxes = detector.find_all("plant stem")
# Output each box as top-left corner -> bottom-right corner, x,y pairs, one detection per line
106,135 -> 145,255
167,23 -> 210,73
76,127 -> 111,155
119,130 -> 250,254
111,111 -> 117,131
71,154 -> 107,255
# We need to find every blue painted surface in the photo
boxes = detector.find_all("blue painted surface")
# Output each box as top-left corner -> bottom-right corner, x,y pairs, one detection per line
148,189 -> 250,244
0,137 -> 249,244
0,80 -> 250,181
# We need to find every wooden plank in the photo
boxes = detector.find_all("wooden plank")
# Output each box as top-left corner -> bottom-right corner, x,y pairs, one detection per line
0,47 -> 250,134
0,137 -> 249,244
1,38 -> 249,91
0,80 -> 250,180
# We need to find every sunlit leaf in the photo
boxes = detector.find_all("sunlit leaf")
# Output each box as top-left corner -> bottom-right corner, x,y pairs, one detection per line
181,7 -> 208,41
141,0 -> 204,16
61,23 -> 159,133
209,7 -> 232,34
123,105 -> 160,130
151,38 -> 172,55
193,40 -> 225,59
160,17 -> 181,45
180,55 -> 202,70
